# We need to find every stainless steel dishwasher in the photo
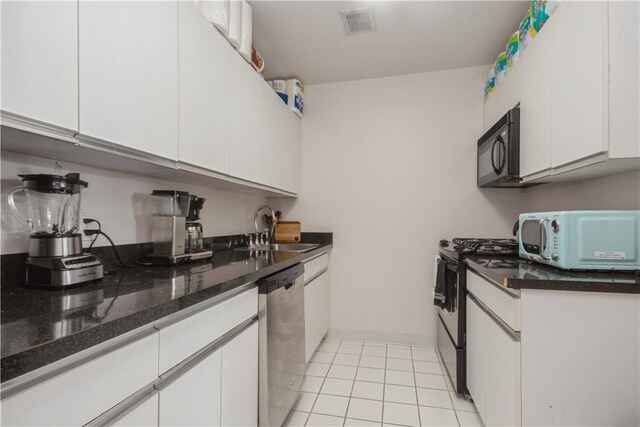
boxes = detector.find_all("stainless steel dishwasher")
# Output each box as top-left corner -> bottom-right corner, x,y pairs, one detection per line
258,263 -> 306,427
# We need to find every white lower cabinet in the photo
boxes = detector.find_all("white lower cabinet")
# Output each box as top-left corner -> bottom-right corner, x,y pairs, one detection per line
465,295 -> 486,422
0,331 -> 159,427
0,288 -> 259,427
159,349 -> 222,427
466,295 -> 521,427
221,322 -> 259,426
303,253 -> 330,363
304,271 -> 330,363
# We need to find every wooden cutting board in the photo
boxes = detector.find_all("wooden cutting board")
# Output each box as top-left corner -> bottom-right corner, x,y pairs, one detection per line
274,221 -> 301,243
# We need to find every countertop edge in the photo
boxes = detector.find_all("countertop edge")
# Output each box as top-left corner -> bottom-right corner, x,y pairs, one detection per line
465,257 -> 639,295
1,244 -> 332,383
464,259 -> 521,298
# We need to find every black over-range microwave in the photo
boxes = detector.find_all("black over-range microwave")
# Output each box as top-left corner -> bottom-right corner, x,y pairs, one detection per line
477,106 -> 524,188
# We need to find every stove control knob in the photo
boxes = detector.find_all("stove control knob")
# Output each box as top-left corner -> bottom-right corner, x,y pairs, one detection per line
551,253 -> 560,261
551,219 -> 560,232
439,240 -> 449,247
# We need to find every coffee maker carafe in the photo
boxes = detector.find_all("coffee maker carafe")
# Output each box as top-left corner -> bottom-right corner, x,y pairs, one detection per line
186,195 -> 205,253
8,173 -> 103,287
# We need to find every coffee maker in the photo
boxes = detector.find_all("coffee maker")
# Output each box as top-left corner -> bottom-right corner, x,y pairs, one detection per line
143,190 -> 212,266
8,173 -> 104,287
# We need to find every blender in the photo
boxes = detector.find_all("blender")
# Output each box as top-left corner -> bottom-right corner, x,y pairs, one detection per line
8,173 -> 104,287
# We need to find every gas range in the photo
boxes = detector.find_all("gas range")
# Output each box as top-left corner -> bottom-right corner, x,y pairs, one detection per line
439,237 -> 519,261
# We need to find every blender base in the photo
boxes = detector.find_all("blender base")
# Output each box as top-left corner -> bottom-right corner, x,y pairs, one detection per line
26,254 -> 104,287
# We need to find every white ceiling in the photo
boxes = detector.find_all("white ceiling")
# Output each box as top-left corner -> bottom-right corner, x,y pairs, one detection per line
252,1 -> 530,85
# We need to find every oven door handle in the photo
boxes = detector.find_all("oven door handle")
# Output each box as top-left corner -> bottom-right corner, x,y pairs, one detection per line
446,262 -> 464,274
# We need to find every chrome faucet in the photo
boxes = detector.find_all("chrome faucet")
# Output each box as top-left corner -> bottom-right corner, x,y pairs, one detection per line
253,205 -> 277,246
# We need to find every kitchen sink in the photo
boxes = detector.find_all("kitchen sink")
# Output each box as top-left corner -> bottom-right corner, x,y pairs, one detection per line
234,243 -> 320,253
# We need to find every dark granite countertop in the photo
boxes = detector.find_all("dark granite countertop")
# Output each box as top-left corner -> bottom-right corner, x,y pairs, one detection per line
0,233 -> 332,383
465,256 -> 640,296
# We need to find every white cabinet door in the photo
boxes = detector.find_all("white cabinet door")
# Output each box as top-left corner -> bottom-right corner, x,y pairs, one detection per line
1,332 -> 159,427
229,53 -> 264,183
79,1 -> 179,159
551,1 -> 607,167
1,1 -> 78,130
159,349 -> 222,427
282,108 -> 301,193
178,1 -> 231,174
485,312 -> 521,426
519,19 -> 553,178
112,394 -> 159,427
304,271 -> 330,363
221,323 -> 259,427
260,85 -> 282,189
465,296 -> 486,423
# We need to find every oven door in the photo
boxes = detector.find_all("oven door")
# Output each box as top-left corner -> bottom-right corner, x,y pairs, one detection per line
433,255 -> 464,346
519,218 -> 550,261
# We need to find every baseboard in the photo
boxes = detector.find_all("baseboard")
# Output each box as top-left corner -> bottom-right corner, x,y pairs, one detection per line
326,328 -> 437,348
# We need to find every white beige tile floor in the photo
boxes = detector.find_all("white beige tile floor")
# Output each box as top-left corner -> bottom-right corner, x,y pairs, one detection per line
284,339 -> 484,427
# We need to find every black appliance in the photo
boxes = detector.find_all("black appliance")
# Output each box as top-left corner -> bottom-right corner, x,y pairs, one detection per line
434,238 -> 518,395
477,107 -> 522,188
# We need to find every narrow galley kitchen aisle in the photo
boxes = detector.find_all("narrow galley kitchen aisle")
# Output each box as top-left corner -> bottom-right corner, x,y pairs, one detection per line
284,339 -> 481,427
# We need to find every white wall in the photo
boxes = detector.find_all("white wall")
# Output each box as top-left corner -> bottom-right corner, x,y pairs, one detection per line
523,169 -> 640,212
271,66 -> 527,344
1,151 -> 267,254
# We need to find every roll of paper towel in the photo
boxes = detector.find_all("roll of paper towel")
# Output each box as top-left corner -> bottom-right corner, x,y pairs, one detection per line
227,0 -> 242,48
196,0 -> 230,36
286,79 -> 304,117
239,0 -> 252,61
272,80 -> 288,104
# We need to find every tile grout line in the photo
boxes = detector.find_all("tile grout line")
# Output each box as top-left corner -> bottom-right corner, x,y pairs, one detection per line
304,338 -> 341,427
436,348 -> 462,427
342,341 -> 363,426
410,347 -> 422,427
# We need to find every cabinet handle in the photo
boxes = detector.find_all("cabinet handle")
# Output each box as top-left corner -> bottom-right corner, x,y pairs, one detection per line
155,316 -> 258,391
304,267 -> 328,287
467,292 -> 520,342
84,382 -> 158,427
0,326 -> 157,401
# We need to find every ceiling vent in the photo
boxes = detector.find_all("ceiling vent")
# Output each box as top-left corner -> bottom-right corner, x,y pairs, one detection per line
340,7 -> 376,35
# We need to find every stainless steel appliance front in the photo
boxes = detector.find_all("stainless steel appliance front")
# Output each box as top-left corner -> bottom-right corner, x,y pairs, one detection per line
258,264 -> 306,427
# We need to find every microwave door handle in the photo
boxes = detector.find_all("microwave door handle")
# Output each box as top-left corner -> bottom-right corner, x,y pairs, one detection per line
490,136 -> 506,174
539,218 -> 551,261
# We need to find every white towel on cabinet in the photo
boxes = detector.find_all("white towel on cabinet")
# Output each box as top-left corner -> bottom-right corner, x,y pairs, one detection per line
239,0 -> 252,61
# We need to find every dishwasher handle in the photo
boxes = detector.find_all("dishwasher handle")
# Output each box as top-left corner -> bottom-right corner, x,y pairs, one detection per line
258,263 -> 305,294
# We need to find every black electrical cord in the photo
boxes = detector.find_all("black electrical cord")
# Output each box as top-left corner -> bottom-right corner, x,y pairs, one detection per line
83,218 -> 136,269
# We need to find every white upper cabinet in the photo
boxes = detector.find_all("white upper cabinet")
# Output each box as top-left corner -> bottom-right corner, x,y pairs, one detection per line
261,85 -> 300,192
550,1 -> 607,167
229,53 -> 265,184
178,1 -> 231,174
519,17 -> 553,178
79,1 -> 179,159
1,1 -> 78,130
607,0 -> 640,159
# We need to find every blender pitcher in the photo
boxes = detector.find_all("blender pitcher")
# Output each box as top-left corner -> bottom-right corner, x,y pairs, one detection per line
8,173 -> 87,236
